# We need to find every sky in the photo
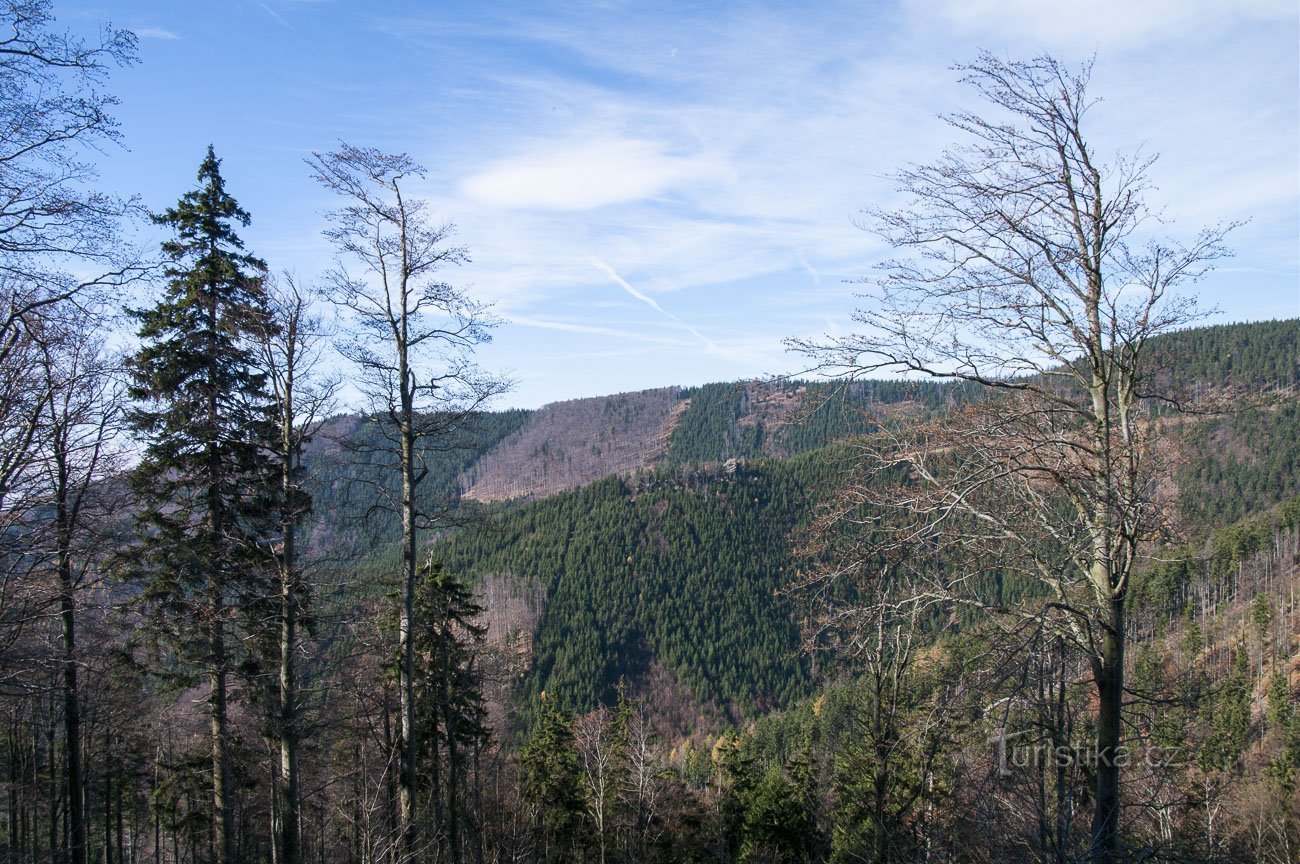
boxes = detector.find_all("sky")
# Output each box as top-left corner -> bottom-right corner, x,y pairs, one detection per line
62,0 -> 1300,409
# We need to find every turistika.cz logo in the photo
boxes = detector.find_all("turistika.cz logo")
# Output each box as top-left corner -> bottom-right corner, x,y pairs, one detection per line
992,728 -> 1185,778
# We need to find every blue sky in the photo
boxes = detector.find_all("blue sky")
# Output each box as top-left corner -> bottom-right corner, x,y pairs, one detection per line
66,0 -> 1300,409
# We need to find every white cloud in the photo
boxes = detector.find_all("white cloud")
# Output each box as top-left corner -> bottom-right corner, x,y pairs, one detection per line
904,0 -> 1295,47
132,26 -> 179,40
459,137 -> 728,211
351,0 -> 1295,406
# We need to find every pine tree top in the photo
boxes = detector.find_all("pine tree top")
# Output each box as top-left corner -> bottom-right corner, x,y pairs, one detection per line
152,144 -> 266,285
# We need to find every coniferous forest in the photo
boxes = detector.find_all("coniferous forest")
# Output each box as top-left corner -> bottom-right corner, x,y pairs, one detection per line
1,4 -> 1298,864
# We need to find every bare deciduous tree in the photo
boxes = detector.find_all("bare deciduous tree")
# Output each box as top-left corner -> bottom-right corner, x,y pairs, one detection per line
257,273 -> 337,864
0,0 -> 138,528
574,706 -> 618,864
790,53 -> 1234,864
33,319 -> 127,864
308,142 -> 507,859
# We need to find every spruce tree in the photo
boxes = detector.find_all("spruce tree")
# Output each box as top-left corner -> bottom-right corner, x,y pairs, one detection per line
414,559 -> 489,863
521,705 -> 585,863
123,146 -> 277,864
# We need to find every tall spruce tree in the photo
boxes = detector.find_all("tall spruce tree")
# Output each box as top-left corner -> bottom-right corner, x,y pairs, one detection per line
124,146 -> 277,864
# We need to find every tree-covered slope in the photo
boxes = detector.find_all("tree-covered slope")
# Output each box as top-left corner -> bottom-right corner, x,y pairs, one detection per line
665,320 -> 1299,467
306,319 -> 1299,727
1176,398 -> 1300,527
431,451 -> 845,722
1148,318 -> 1299,393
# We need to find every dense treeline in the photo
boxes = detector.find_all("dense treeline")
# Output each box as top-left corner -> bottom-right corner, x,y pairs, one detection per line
1148,319 -> 1300,394
1176,399 -> 1300,527
438,499 -> 1294,864
662,319 -> 1297,469
664,380 -> 955,466
5,505 -> 1295,862
293,319 -> 1300,518
722,499 -> 1300,862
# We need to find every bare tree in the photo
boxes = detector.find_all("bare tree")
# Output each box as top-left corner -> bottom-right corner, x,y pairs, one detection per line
574,706 -> 618,864
32,319 -> 127,864
0,0 -> 136,277
307,142 -> 507,859
789,53 -> 1233,864
257,273 -> 338,864
0,8 -> 138,855
0,0 -> 138,521
619,698 -> 665,862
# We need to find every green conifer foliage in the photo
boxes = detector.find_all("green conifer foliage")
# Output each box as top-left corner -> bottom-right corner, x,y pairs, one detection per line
521,705 -> 585,863
122,146 -> 277,864
413,560 -> 489,862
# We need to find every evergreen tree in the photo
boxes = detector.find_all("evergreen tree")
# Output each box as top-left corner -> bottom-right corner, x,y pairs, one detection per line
123,146 -> 277,864
521,704 -> 585,863
741,762 -> 816,863
413,559 -> 488,863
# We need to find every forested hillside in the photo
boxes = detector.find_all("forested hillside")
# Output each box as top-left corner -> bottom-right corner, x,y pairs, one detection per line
289,318 -> 1300,731
714,496 -> 1300,863
302,409 -> 530,557
295,320 -> 1300,527
438,453 -> 843,720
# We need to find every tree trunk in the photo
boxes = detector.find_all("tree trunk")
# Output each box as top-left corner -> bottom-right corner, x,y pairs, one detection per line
279,444 -> 302,864
207,277 -> 234,864
398,412 -> 417,861
104,730 -> 112,864
1091,595 -> 1124,864
382,685 -> 398,862
442,640 -> 460,864
279,577 -> 301,864
211,606 -> 233,864
57,488 -> 87,864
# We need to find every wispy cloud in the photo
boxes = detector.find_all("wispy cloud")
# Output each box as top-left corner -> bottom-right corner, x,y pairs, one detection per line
131,0 -> 1290,408
589,257 -> 676,320
132,26 -> 179,40
460,138 -> 727,211
509,314 -> 679,344
797,252 -> 821,285
257,2 -> 293,30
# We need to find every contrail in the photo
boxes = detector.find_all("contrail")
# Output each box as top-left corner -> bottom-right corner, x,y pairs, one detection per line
589,257 -> 677,320
588,257 -> 727,357
258,2 -> 292,29
797,251 -> 821,285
